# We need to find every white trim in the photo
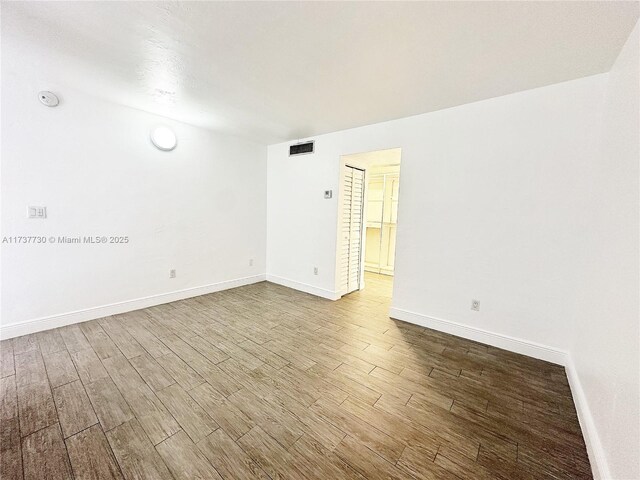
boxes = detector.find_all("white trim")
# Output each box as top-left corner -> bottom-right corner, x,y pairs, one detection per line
266,274 -> 340,300
388,307 -> 568,365
0,274 -> 266,340
565,355 -> 609,480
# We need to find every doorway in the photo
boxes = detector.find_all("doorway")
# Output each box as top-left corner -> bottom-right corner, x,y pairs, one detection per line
337,148 -> 401,297
364,165 -> 400,276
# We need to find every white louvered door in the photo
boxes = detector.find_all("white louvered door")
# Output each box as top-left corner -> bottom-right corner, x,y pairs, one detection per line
340,166 -> 365,295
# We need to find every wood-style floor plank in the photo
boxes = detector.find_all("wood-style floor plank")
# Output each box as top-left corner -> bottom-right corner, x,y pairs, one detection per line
155,353 -> 204,391
12,335 -> 39,356
102,356 -> 180,445
188,382 -> 255,441
106,419 -> 173,480
71,348 -> 109,385
1,340 -> 16,378
66,424 -> 124,480
99,317 -> 145,359
236,426 -> 308,479
84,377 -> 134,432
53,380 -> 98,438
36,329 -> 67,356
156,383 -> 218,443
42,350 -> 79,388
17,380 -> 58,437
1,375 -> 18,420
79,322 -> 121,360
155,430 -> 223,480
333,434 -> 407,480
289,433 -> 365,480
0,417 -> 23,480
59,325 -> 92,354
129,354 -> 175,391
1,376 -> 23,480
310,397 -> 405,464
21,423 -> 72,480
14,351 -> 47,388
228,387 -> 304,449
196,428 -> 270,480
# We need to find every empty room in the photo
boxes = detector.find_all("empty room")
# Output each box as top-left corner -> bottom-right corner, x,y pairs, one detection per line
1,1 -> 638,479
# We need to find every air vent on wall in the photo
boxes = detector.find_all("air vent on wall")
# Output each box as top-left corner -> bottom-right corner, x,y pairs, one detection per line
289,141 -> 314,156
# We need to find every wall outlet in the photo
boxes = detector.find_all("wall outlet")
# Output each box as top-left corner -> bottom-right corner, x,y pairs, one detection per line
28,206 -> 47,219
324,190 -> 333,199
471,299 -> 480,311
249,259 -> 254,266
170,269 -> 176,279
313,267 -> 318,275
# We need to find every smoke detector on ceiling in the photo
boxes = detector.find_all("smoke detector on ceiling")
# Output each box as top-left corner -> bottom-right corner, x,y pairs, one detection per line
38,91 -> 59,107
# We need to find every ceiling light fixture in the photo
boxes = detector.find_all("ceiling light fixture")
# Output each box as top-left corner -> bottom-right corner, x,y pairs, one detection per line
150,126 -> 177,151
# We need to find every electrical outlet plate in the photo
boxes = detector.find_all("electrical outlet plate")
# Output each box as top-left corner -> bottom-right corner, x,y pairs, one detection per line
28,206 -> 47,219
170,269 -> 176,278
471,299 -> 480,311
324,190 -> 332,199
313,267 -> 319,275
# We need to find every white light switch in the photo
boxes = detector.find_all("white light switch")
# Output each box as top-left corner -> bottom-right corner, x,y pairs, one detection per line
28,206 -> 47,219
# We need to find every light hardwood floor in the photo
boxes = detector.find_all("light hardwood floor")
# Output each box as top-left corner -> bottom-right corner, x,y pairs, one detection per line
0,273 -> 591,479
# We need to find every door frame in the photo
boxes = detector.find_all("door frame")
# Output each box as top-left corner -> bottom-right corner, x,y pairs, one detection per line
334,148 -> 403,298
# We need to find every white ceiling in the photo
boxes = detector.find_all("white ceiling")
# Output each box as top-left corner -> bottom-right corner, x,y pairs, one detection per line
3,1 -> 638,144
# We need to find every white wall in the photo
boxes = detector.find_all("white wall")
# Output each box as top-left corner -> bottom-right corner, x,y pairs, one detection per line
267,73 -> 607,356
1,73 -> 267,336
568,21 -> 639,480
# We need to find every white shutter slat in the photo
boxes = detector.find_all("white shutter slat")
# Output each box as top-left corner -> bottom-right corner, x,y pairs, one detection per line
341,165 -> 365,296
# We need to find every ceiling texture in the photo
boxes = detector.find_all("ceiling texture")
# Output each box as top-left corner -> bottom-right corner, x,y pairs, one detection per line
3,1 -> 638,144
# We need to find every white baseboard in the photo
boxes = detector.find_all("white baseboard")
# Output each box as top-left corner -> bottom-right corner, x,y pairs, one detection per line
0,274 -> 266,340
388,307 -> 568,365
565,355 -> 609,480
265,274 -> 340,301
